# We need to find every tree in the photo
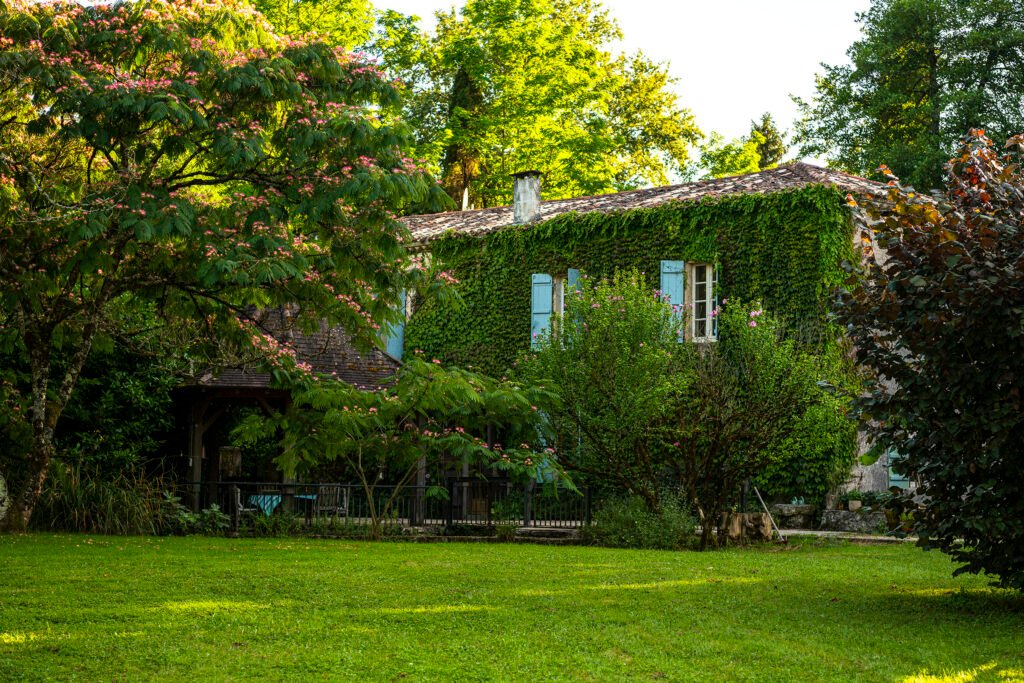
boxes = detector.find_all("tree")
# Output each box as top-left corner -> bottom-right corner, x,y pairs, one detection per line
750,113 -> 787,169
839,129 -> 1024,589
671,304 -> 819,550
0,0 -> 449,528
371,0 -> 701,208
523,271 -> 830,549
252,0 -> 374,48
794,0 -> 1024,190
699,132 -> 764,179
236,356 -> 551,539
521,271 -> 686,512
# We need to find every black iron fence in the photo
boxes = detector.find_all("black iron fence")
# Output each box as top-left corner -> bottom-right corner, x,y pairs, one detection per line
187,479 -> 591,532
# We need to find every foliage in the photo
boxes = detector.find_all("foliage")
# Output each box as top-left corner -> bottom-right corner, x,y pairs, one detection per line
751,113 -> 788,169
583,492 -> 697,550
407,185 -> 856,377
29,461 -> 172,535
52,344 -> 178,473
523,272 -> 837,550
4,537 -> 1023,681
235,357 -> 553,539
838,130 -> 1024,590
794,0 -> 1024,190
253,0 -> 373,48
371,0 -> 701,207
754,342 -> 861,507
0,0 -> 449,527
699,131 -> 764,179
520,270 -> 686,510
171,502 -> 232,536
668,304 -> 822,550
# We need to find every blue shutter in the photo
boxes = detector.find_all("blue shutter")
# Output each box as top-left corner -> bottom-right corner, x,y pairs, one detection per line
531,273 -> 553,349
660,260 -> 685,341
385,289 -> 406,360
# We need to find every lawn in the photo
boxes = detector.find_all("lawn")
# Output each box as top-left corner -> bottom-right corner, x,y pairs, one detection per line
1,535 -> 1022,682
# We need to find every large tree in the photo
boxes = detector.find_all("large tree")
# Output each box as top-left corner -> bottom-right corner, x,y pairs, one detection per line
840,130 -> 1024,589
794,0 -> 1024,190
371,0 -> 701,208
0,0 -> 448,528
252,0 -> 374,48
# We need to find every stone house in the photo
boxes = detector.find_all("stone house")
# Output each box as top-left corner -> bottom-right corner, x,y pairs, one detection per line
395,163 -> 901,496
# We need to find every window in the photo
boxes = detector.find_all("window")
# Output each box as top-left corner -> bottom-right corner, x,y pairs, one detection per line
531,269 -> 580,348
887,449 -> 911,490
660,260 -> 719,342
690,263 -> 718,342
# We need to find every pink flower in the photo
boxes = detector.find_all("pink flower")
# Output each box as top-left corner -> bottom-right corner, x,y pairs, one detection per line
749,321 -> 757,328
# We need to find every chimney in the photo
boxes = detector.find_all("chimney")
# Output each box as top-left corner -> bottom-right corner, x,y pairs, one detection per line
513,170 -> 542,224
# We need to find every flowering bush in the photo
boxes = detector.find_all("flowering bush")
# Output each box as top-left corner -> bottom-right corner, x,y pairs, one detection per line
524,269 -> 833,549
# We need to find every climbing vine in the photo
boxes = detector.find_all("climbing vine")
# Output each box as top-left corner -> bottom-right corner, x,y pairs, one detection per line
407,185 -> 856,376
405,184 -> 860,503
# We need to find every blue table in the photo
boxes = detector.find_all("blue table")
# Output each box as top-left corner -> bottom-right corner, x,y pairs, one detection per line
248,493 -> 317,516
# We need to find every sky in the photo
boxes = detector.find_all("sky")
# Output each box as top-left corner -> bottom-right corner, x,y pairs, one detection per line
377,0 -> 872,153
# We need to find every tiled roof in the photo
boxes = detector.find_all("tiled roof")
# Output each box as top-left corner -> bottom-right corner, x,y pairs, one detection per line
403,162 -> 883,244
187,309 -> 398,391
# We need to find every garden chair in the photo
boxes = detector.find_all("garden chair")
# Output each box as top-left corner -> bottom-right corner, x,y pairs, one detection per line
234,486 -> 259,524
315,485 -> 348,519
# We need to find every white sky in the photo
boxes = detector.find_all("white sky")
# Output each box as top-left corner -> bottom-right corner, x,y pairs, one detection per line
378,0 -> 872,156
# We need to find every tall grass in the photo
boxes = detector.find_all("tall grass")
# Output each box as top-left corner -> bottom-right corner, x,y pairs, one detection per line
31,461 -> 175,535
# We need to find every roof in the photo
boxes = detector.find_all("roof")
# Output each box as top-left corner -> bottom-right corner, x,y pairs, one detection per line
403,162 -> 884,244
186,309 -> 398,392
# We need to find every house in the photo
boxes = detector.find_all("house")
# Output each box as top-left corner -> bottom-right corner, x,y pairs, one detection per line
395,163 -> 899,496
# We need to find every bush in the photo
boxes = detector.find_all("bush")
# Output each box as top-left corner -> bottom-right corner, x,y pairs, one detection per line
840,131 -> 1024,589
30,461 -> 168,535
584,494 -> 697,550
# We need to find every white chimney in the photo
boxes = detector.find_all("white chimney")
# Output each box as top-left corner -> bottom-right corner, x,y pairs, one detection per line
513,170 -> 542,224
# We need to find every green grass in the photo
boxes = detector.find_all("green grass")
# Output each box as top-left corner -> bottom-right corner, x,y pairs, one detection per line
1,535 -> 1022,682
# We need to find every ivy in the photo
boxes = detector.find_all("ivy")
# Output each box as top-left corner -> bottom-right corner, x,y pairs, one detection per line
407,185 -> 855,377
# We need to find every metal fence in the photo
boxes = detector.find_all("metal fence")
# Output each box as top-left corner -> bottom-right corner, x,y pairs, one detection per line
189,479 -> 590,532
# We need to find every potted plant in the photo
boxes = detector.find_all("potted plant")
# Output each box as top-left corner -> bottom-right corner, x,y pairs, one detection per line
844,490 -> 863,512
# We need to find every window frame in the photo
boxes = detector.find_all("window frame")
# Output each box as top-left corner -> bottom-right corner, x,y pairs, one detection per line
688,262 -> 718,342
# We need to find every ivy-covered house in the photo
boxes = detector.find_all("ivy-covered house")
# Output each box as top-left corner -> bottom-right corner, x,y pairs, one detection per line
394,163 -> 897,499
398,163 -> 876,369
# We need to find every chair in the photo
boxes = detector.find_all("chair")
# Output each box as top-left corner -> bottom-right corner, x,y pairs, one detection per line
234,486 -> 259,522
315,485 -> 348,519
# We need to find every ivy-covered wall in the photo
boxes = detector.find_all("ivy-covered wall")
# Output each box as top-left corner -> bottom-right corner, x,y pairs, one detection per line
407,185 -> 856,376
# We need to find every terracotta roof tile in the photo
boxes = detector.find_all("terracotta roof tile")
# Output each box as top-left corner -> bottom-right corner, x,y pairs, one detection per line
403,162 -> 883,244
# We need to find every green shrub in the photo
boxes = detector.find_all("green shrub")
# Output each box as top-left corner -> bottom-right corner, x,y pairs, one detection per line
241,511 -> 306,538
31,461 -> 168,535
584,494 -> 697,550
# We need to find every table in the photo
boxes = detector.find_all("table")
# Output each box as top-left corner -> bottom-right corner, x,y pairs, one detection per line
248,493 -> 317,516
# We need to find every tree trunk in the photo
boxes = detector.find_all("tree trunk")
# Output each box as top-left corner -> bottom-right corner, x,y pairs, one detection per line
10,315 -> 98,530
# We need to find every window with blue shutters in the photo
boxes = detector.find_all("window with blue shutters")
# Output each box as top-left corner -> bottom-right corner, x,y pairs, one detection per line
532,270 -> 581,347
531,273 -> 553,349
660,260 -> 685,341
384,289 -> 406,360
